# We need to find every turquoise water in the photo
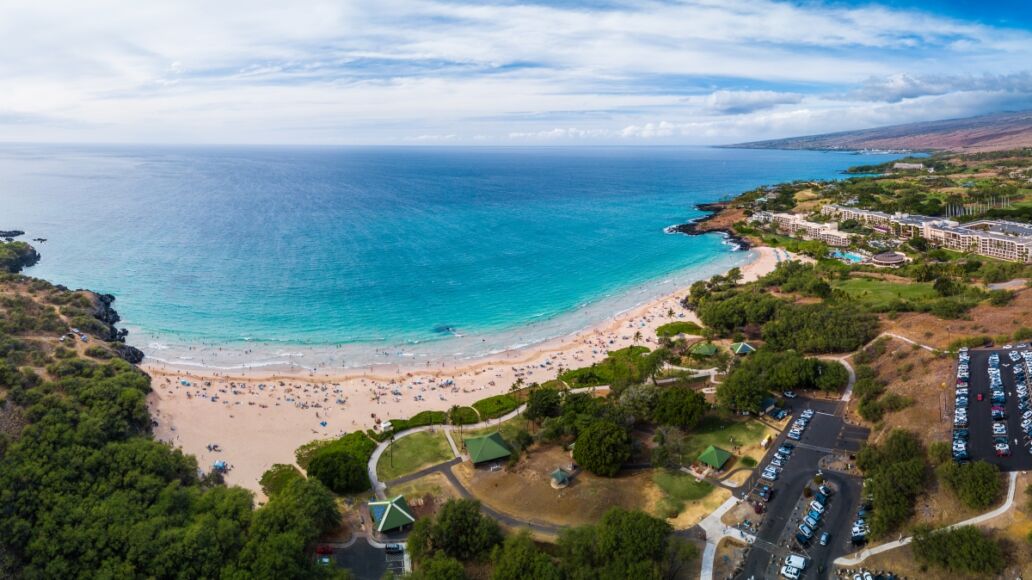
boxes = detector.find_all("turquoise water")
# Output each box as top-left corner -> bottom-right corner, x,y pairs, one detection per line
831,250 -> 865,263
0,145 -> 901,369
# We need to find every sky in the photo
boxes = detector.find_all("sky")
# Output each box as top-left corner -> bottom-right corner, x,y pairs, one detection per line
1,0 -> 1031,145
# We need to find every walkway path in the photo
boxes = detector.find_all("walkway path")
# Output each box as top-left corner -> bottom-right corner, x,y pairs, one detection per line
367,387 -> 598,499
697,496 -> 756,580
834,470 -> 1018,566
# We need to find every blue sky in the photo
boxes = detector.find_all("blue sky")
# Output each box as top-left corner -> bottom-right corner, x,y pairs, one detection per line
0,0 -> 1030,144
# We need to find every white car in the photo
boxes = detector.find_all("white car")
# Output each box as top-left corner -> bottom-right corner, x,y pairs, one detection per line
781,565 -> 801,579
810,501 -> 825,514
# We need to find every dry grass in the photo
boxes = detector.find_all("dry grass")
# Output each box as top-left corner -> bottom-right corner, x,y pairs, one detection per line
881,288 -> 1032,350
856,475 -> 1032,579
665,485 -> 730,530
712,537 -> 749,579
454,444 -> 654,528
846,338 -> 954,447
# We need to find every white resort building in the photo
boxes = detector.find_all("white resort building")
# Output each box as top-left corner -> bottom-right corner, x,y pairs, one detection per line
751,211 -> 852,247
820,205 -> 1032,263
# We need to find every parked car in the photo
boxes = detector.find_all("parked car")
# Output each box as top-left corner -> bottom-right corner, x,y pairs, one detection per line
819,532 -> 830,546
384,544 -> 404,554
809,501 -> 825,514
783,390 -> 797,399
799,523 -> 814,537
780,565 -> 801,579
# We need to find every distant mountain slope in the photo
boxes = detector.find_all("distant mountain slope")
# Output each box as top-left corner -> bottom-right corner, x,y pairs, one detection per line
730,110 -> 1032,152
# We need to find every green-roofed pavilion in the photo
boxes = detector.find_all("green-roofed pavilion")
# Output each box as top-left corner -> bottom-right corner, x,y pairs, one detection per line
368,495 -> 415,533
690,342 -> 718,356
551,467 -> 570,485
730,342 -> 756,355
698,445 -> 732,470
464,432 -> 511,464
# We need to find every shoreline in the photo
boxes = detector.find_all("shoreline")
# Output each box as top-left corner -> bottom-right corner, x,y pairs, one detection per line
145,245 -> 785,495
133,237 -> 750,375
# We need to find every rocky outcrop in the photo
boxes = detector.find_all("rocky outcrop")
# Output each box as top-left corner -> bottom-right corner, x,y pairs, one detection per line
0,230 -> 25,241
665,203 -> 752,250
85,292 -> 143,363
0,241 -> 41,273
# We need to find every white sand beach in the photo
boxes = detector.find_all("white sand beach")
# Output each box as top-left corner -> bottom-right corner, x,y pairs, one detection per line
145,246 -> 786,497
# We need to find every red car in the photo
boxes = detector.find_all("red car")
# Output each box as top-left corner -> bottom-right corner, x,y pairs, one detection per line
977,393 -> 984,401
315,545 -> 333,555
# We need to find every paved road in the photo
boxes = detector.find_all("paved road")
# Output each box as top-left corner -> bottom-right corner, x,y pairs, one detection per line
735,400 -> 867,580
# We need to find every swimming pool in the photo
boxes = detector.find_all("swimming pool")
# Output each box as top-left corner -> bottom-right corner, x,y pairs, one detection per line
831,250 -> 864,264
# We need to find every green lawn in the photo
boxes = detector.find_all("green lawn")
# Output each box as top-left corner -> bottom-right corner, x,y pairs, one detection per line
376,431 -> 454,482
682,415 -> 771,461
472,393 -> 519,419
832,278 -> 937,309
462,414 -> 530,443
656,321 -> 703,338
653,470 -> 715,517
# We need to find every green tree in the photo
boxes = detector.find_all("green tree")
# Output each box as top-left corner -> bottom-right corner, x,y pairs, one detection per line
408,499 -> 502,563
557,508 -> 682,580
573,420 -> 632,477
525,387 -> 562,421
306,449 -> 370,494
937,460 -> 1001,509
652,387 -> 707,429
912,525 -> 1004,574
491,531 -> 561,580
411,553 -> 467,580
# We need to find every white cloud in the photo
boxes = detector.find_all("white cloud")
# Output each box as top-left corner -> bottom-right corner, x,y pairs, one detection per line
0,0 -> 1028,143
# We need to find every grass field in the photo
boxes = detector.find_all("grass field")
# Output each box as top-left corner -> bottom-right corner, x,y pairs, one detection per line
683,415 -> 774,463
376,431 -> 454,482
653,471 -> 715,517
832,278 -> 937,309
462,414 -> 530,443
656,321 -> 703,338
472,393 -> 519,419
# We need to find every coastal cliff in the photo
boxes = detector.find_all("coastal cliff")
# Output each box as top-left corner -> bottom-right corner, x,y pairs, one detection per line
666,202 -> 751,250
0,237 -> 143,364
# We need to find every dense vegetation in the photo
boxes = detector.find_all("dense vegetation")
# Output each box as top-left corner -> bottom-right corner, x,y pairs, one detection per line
0,241 -> 40,273
937,460 -> 1002,510
717,350 -> 848,412
911,525 -> 1005,574
0,277 -> 344,579
856,430 -> 929,537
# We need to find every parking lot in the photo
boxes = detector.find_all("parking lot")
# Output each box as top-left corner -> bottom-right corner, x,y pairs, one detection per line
737,399 -> 867,579
956,345 -> 1032,470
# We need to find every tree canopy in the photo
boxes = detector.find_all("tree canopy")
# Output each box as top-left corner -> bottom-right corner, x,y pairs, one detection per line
573,420 -> 632,477
652,387 -> 707,429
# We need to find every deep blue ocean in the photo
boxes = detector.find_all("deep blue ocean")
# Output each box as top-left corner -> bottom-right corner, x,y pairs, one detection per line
0,145 -> 901,369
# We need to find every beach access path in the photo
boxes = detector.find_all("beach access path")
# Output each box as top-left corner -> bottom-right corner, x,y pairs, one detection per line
366,386 -> 603,499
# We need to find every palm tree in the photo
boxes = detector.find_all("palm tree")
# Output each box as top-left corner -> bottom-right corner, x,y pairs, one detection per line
633,330 -> 643,345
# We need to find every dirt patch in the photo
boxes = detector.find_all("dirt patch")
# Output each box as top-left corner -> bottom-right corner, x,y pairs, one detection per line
881,288 -> 1032,350
665,486 -> 731,530
389,472 -> 461,519
0,399 -> 26,439
455,444 -> 654,528
712,537 -> 749,579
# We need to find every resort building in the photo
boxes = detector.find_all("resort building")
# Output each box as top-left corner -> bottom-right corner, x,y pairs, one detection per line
823,205 -> 1032,263
821,205 -> 893,231
758,212 -> 853,247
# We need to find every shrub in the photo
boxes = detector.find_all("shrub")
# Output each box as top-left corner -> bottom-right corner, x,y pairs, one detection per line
988,289 -> 1015,306
938,460 -> 1001,509
525,387 -> 562,421
912,525 -> 1005,574
260,464 -> 304,497
856,430 -> 928,537
655,321 -> 703,337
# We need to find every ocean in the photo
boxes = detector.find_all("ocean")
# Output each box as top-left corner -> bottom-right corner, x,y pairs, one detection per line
1,145 -> 901,370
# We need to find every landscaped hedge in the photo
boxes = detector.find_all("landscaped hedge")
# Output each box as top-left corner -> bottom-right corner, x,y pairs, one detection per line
472,394 -> 519,419
449,406 -> 480,425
